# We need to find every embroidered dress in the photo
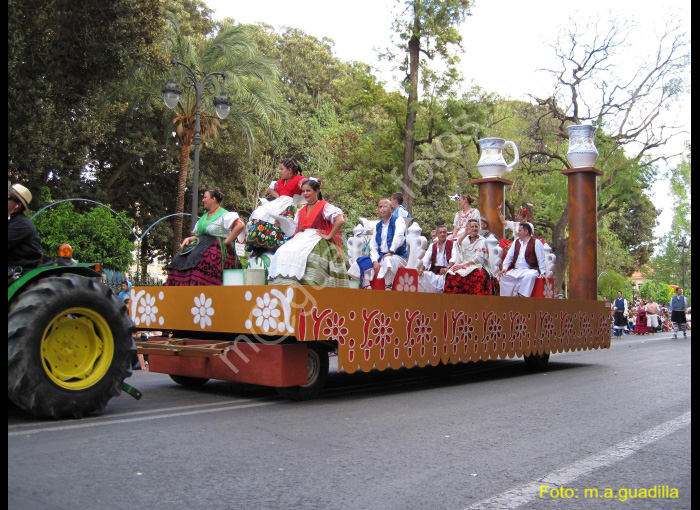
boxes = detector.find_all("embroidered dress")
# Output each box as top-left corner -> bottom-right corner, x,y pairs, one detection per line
444,235 -> 497,295
166,210 -> 242,286
268,201 -> 349,287
453,208 -> 480,238
247,174 -> 306,251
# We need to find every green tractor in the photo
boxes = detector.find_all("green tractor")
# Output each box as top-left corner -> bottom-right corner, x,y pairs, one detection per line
8,245 -> 136,419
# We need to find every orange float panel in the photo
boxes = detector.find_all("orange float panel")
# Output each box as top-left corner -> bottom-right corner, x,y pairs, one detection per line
131,285 -> 610,375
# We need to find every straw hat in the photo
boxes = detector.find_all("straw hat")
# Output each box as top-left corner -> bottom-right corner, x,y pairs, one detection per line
9,184 -> 32,210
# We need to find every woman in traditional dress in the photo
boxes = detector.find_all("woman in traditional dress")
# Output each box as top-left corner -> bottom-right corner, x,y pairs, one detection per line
451,193 -> 480,240
633,301 -> 650,335
247,157 -> 306,253
166,189 -> 245,286
268,178 -> 349,287
497,203 -> 534,239
444,219 -> 498,295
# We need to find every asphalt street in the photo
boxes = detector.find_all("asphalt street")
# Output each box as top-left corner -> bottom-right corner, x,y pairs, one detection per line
8,330 -> 691,510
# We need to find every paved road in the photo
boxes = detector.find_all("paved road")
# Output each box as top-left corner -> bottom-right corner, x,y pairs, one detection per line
8,331 -> 690,510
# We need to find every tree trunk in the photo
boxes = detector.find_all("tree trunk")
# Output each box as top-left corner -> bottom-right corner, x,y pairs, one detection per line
172,142 -> 191,256
402,32 -> 420,214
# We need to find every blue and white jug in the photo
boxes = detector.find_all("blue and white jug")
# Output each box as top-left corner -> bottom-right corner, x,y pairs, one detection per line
476,137 -> 520,178
566,124 -> 599,168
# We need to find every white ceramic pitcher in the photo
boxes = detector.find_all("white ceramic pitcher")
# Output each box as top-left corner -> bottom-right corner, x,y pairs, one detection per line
566,124 -> 598,168
476,137 -> 520,178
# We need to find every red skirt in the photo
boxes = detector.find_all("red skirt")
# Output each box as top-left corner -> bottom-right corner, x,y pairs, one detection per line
633,310 -> 651,334
444,269 -> 498,295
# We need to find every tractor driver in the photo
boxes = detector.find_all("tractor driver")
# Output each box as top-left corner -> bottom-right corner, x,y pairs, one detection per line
8,183 -> 43,272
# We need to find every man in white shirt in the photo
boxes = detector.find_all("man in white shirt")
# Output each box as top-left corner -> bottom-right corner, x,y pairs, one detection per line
417,225 -> 453,293
371,198 -> 408,289
499,223 -> 546,297
347,198 -> 408,289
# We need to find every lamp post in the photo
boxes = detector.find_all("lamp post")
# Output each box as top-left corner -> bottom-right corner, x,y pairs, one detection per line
677,237 -> 689,290
162,56 -> 232,230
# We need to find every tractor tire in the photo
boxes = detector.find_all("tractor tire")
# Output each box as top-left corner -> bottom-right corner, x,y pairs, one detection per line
8,274 -> 135,419
276,343 -> 329,401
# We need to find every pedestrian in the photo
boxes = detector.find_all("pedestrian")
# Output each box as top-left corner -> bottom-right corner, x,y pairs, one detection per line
669,287 -> 689,339
117,280 -> 130,302
646,297 -> 660,333
612,291 -> 628,337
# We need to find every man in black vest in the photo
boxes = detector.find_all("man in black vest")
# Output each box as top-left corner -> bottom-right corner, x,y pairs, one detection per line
499,223 -> 545,297
8,183 -> 43,273
421,225 -> 453,275
417,225 -> 453,293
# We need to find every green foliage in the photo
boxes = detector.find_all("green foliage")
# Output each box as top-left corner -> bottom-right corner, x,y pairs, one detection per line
8,0 -> 164,189
647,154 -> 691,296
639,281 -> 673,305
597,272 -> 633,302
33,188 -> 135,271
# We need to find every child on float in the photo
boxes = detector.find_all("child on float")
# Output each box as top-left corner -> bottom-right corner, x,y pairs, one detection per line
246,157 -> 306,252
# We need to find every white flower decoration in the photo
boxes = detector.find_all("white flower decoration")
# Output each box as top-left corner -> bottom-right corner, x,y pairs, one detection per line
544,279 -> 554,299
191,293 -> 215,329
395,273 -> 417,292
251,293 -> 281,333
137,293 -> 159,326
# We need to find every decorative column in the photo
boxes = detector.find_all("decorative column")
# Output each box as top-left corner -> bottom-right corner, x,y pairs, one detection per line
471,177 -> 513,239
561,167 -> 603,300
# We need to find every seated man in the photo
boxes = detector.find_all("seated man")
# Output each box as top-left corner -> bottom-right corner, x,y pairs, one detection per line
418,225 -> 453,293
8,183 -> 43,272
348,198 -> 407,289
499,222 -> 546,297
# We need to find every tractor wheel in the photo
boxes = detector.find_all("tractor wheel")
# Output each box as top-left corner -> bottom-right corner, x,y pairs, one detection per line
276,343 -> 329,401
8,274 -> 135,419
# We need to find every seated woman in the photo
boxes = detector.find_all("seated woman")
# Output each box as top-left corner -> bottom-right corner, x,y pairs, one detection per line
444,219 -> 498,295
166,189 -> 245,286
247,157 -> 306,253
268,178 -> 349,287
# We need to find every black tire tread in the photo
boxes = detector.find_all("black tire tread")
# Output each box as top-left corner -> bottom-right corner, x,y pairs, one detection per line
8,274 -> 135,419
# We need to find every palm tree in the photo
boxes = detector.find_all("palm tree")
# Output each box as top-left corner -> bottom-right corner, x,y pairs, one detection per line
164,22 -> 287,253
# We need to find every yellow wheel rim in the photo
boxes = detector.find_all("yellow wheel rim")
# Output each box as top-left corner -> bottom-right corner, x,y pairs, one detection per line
41,307 -> 115,390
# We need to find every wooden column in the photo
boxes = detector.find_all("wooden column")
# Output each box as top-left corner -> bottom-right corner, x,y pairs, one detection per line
471,177 -> 513,239
561,167 -> 603,300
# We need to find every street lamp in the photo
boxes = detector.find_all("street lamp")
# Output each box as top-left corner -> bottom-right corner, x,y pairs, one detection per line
677,237 -> 689,290
162,56 -> 232,230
